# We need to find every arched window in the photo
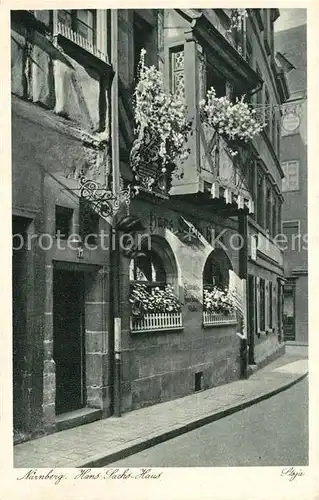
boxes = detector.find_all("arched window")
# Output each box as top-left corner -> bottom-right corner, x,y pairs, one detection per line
203,249 -> 232,291
129,250 -> 166,290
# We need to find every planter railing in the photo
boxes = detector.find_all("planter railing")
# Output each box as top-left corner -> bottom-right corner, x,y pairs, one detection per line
130,312 -> 183,333
203,310 -> 237,327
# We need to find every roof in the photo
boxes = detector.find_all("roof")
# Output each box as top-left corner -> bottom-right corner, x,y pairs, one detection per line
274,24 -> 307,96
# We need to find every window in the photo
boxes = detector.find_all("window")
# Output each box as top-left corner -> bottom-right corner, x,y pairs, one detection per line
257,170 -> 264,227
277,200 -> 282,233
129,250 -> 166,289
272,197 -> 277,238
266,186 -> 272,234
259,278 -> 266,331
245,36 -> 253,67
264,87 -> 270,136
170,47 -> 185,100
206,65 -> 227,98
282,161 -> 300,192
263,9 -> 271,54
133,12 -> 157,77
79,199 -> 99,246
248,161 -> 256,219
272,113 -> 276,150
256,64 -> 263,106
277,121 -> 281,156
269,281 -> 273,329
282,221 -> 301,252
57,10 -> 96,44
55,205 -> 73,238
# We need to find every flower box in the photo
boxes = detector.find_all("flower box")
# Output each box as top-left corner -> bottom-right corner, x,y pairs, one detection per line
203,311 -> 237,327
130,312 -> 183,333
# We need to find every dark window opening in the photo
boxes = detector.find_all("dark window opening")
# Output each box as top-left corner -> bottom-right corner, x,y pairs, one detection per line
266,186 -> 272,234
206,65 -> 227,98
133,13 -> 157,79
260,278 -> 265,331
269,281 -> 273,329
129,250 -> 166,287
195,372 -> 203,392
257,171 -> 264,228
55,205 -> 73,239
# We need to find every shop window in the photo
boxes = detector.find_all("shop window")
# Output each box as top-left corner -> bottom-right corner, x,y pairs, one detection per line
282,160 -> 300,192
57,10 -> 96,45
55,205 -> 73,239
129,239 -> 182,332
129,250 -> 166,290
203,251 -> 230,291
79,199 -> 99,246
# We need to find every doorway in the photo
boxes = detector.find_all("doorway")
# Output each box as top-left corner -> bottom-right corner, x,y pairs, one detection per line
12,216 -> 29,431
53,269 -> 86,415
247,275 -> 256,364
283,283 -> 296,341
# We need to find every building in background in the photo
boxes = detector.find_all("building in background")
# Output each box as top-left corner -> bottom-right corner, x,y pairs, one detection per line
11,9 -> 114,442
12,8 -> 289,444
275,18 -> 307,345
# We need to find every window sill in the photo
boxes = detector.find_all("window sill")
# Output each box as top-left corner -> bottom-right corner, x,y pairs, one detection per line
130,312 -> 183,333
130,326 -> 184,334
54,31 -> 113,75
202,311 -> 237,328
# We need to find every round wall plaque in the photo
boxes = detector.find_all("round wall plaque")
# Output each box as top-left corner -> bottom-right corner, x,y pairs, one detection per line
282,112 -> 300,133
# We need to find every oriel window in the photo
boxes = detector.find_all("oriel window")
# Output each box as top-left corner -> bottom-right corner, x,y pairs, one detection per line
57,10 -> 96,45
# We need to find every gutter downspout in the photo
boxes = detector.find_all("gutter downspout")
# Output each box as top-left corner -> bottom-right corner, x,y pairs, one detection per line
238,213 -> 249,378
110,9 -> 122,417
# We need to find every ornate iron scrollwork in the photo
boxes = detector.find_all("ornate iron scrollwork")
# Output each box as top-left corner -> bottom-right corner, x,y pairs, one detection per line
79,176 -> 139,219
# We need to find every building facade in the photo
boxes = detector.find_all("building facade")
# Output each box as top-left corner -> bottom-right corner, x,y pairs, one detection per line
12,8 -> 287,444
275,21 -> 307,345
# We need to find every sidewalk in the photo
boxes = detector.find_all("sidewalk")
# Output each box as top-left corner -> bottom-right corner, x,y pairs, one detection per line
14,353 -> 308,468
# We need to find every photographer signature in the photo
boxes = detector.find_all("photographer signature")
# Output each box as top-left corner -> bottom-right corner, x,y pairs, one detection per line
281,467 -> 305,481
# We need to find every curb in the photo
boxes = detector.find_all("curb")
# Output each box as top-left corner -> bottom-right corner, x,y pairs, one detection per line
78,371 -> 308,468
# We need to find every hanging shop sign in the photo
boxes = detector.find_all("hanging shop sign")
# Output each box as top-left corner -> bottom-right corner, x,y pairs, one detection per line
79,176 -> 139,221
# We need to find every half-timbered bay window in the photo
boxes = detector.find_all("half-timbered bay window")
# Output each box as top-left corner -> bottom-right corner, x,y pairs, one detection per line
57,10 -> 96,44
129,244 -> 182,333
54,9 -> 109,63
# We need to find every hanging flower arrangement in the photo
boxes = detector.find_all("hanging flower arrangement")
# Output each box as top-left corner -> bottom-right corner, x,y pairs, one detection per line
203,287 -> 235,315
130,283 -> 181,318
200,87 -> 265,153
131,49 -> 192,176
228,8 -> 248,32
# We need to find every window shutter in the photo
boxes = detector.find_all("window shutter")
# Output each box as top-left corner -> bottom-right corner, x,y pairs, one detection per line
266,280 -> 269,331
256,277 -> 260,333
